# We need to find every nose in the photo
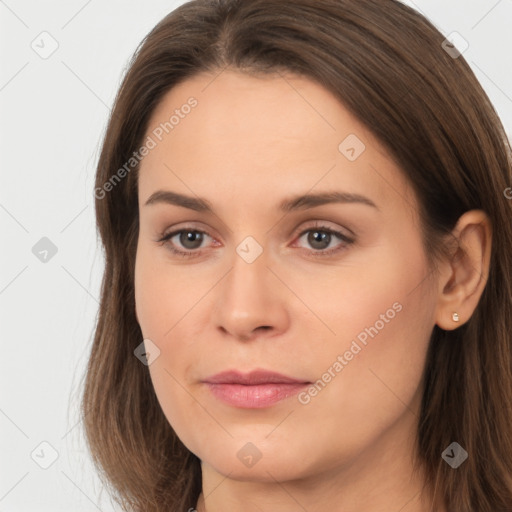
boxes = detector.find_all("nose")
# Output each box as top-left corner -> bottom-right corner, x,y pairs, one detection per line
211,246 -> 290,342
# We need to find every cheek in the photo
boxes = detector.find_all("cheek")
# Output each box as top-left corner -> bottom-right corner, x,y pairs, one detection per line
308,236 -> 435,429
134,242 -> 203,338
134,245 -> 207,451
134,243 -> 158,335
301,299 -> 433,472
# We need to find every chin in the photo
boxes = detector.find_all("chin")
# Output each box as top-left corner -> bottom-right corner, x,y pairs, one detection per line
206,454 -> 309,483
193,436 -> 317,482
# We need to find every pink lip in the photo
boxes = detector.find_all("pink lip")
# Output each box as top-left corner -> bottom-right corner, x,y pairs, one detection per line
202,369 -> 310,409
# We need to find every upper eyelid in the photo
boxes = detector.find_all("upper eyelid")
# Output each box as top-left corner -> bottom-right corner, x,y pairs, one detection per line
160,218 -> 352,238
162,222 -> 346,236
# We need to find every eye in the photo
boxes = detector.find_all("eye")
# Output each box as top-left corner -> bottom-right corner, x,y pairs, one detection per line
156,228 -> 214,258
294,224 -> 355,257
156,223 -> 355,259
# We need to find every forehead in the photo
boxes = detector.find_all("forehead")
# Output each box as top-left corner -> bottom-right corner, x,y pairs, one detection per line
138,70 -> 415,218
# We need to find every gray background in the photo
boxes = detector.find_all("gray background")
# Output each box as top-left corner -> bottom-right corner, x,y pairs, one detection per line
1,0 -> 511,510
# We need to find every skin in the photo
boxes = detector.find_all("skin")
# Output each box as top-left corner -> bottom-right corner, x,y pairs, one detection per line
134,69 -> 492,512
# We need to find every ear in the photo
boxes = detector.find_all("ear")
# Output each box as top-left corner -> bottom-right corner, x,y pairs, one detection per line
434,210 -> 492,330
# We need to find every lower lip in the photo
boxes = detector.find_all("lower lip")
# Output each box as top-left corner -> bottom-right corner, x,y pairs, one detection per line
204,382 -> 309,408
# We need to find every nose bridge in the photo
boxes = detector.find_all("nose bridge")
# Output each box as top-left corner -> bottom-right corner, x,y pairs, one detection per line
211,238 -> 289,339
224,240 -> 273,311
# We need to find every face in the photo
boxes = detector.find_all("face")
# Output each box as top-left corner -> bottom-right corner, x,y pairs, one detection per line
134,69 -> 438,482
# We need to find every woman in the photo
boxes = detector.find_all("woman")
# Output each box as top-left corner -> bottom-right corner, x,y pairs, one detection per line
82,1 -> 512,510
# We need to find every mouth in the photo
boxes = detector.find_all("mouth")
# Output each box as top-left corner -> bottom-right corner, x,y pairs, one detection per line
201,369 -> 311,409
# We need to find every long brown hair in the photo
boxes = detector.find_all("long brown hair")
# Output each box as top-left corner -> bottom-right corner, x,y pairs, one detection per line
81,1 -> 512,510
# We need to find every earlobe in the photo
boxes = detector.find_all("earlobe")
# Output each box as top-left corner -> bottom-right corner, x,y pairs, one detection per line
434,210 -> 492,330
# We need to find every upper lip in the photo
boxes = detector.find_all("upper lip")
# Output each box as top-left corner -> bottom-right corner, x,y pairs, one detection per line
202,369 -> 310,385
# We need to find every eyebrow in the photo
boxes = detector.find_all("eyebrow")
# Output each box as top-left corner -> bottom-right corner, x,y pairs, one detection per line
144,189 -> 379,212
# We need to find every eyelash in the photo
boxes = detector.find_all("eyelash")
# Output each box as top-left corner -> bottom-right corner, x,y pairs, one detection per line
155,223 -> 355,259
